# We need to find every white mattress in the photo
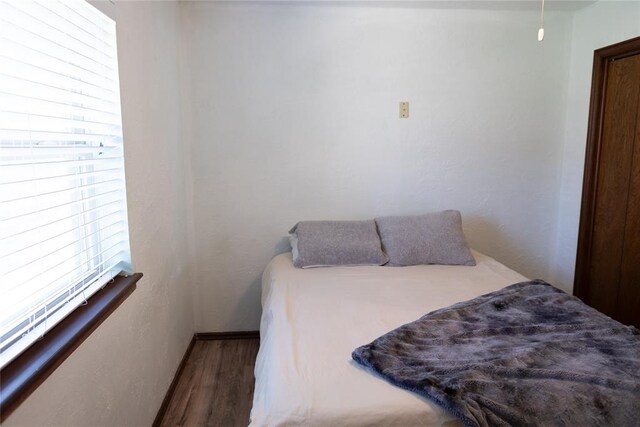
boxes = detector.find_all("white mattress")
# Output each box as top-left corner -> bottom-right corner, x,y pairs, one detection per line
250,250 -> 528,427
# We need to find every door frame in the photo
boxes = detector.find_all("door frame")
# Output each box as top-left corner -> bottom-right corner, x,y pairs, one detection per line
574,36 -> 640,301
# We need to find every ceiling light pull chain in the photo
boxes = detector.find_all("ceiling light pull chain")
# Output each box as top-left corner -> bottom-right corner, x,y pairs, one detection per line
538,0 -> 545,41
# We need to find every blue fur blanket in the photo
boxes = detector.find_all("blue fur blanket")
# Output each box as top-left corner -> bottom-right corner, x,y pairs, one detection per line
352,280 -> 640,427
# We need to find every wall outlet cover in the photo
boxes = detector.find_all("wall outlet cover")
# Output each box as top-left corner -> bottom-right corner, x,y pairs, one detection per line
400,101 -> 409,118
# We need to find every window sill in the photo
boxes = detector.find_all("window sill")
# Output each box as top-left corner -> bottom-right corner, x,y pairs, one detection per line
0,273 -> 143,422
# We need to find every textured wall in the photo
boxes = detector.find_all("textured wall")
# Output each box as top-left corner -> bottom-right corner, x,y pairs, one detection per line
551,1 -> 640,290
3,2 -> 194,426
180,3 -> 574,332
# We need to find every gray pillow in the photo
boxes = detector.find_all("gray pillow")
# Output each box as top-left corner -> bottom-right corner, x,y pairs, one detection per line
289,220 -> 388,268
375,210 -> 476,266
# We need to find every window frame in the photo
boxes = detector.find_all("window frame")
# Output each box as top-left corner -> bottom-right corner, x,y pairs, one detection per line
0,1 -> 139,419
0,272 -> 141,422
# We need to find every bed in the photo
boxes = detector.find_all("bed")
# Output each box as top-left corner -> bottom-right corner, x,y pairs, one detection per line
250,249 -> 527,427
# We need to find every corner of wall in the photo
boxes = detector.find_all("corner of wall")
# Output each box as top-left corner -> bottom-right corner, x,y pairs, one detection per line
176,0 -> 199,333
548,8 -> 578,292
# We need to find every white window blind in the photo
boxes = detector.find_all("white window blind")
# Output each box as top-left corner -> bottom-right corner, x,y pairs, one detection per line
0,0 -> 132,368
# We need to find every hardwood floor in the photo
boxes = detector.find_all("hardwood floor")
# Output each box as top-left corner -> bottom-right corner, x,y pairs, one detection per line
159,339 -> 260,427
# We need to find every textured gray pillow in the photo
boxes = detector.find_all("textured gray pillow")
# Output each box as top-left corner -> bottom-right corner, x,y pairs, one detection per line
289,220 -> 388,268
375,210 -> 476,266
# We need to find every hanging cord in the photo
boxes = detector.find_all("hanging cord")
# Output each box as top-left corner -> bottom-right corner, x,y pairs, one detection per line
538,0 -> 545,41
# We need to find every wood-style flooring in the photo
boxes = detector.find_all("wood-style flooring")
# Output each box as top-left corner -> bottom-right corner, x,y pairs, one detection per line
159,339 -> 260,427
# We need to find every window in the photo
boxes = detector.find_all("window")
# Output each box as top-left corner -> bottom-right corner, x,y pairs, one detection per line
0,0 -> 131,368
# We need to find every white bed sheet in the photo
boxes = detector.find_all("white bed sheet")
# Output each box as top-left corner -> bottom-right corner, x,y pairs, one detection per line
250,250 -> 528,427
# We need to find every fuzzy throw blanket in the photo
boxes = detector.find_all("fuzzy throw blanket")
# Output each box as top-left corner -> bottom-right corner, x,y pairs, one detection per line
352,280 -> 640,427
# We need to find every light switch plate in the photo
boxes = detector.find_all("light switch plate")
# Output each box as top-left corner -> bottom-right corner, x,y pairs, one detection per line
399,101 -> 409,118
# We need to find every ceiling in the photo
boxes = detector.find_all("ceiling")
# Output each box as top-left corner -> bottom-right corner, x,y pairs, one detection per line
204,0 -> 600,11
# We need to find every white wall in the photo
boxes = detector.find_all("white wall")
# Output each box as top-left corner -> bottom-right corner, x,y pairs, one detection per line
4,2 -> 194,426
551,0 -> 640,290
180,2 -> 574,331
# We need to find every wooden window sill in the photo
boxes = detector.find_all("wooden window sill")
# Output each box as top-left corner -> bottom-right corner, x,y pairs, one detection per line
0,273 -> 143,422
